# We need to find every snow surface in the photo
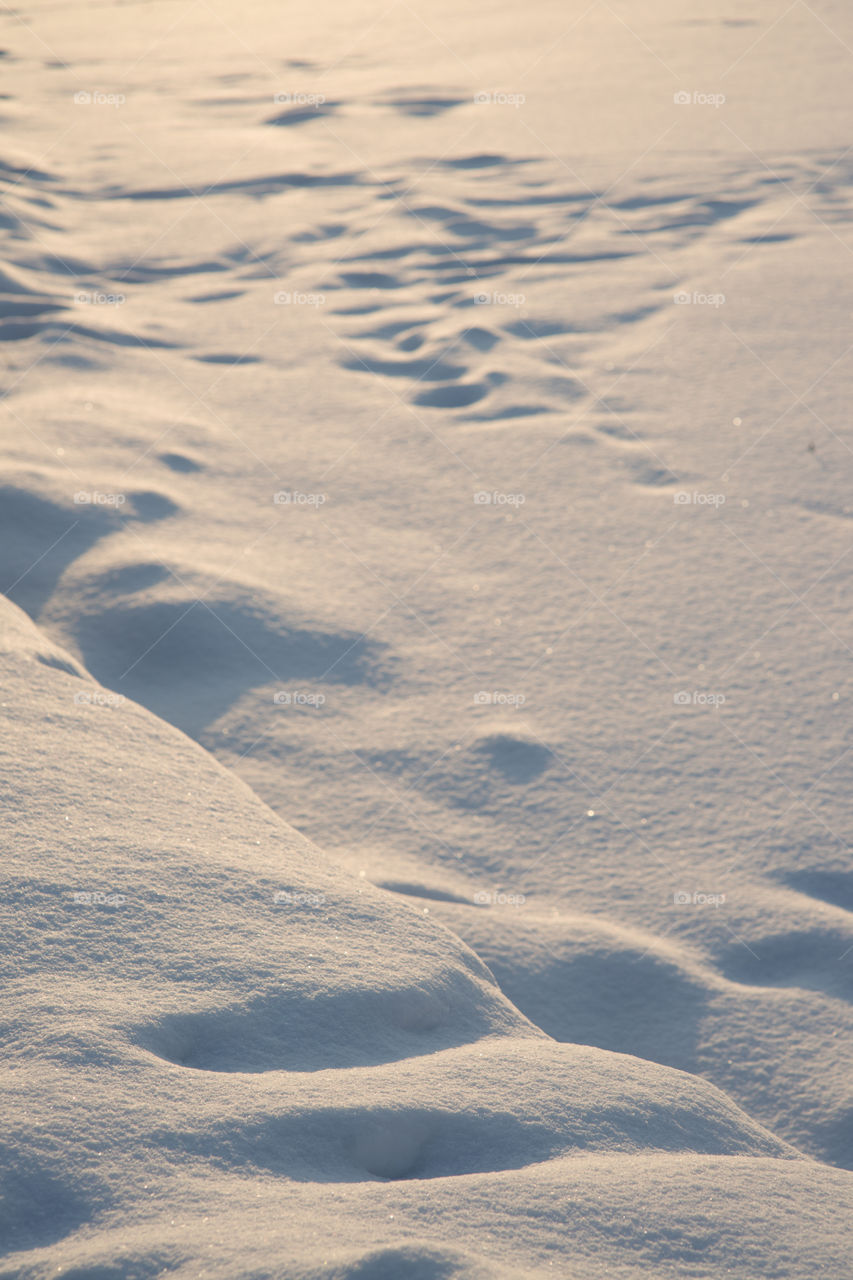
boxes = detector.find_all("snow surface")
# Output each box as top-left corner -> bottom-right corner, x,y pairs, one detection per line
2,0 -> 853,1275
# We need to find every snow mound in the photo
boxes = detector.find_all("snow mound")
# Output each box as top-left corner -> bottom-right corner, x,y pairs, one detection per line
4,599 -> 837,1278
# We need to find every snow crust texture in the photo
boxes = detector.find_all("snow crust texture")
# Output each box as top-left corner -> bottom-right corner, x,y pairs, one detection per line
2,0 -> 853,1275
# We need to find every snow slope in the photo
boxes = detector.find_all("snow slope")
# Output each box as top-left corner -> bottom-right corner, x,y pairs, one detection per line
2,0 -> 853,1274
2,598 -> 851,1279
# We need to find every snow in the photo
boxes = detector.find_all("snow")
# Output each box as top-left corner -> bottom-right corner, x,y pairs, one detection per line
2,0 -> 853,1274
